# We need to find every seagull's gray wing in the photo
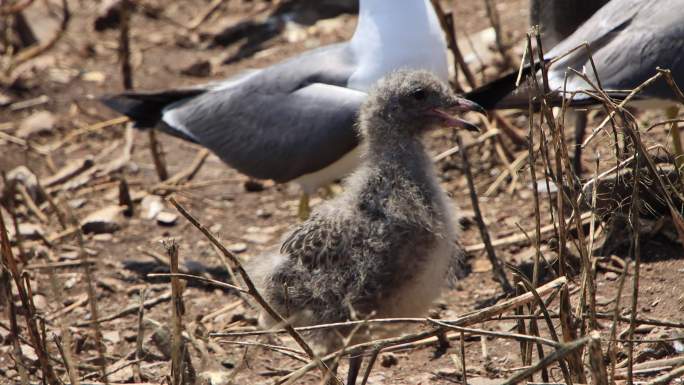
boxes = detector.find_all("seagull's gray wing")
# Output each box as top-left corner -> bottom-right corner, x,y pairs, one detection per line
160,43 -> 366,183
545,0 -> 684,101
530,0 -> 609,48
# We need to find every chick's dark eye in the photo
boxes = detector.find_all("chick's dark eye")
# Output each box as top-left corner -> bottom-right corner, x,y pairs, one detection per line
411,88 -> 427,100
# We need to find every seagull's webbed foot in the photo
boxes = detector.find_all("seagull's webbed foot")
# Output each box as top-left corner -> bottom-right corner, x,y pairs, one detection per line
298,192 -> 311,220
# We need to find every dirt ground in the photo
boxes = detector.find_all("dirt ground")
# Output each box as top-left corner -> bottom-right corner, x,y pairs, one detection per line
1,0 -> 683,384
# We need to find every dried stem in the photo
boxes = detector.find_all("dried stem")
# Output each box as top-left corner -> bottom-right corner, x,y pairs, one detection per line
0,0 -> 34,15
134,287 -> 146,382
500,334 -> 592,385
48,269 -> 80,385
457,133 -> 513,294
0,203 -> 58,384
165,240 -> 184,385
167,197 -> 338,382
626,133 -> 642,385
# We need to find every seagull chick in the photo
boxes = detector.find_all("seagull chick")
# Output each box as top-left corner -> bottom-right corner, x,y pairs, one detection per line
248,70 -> 483,385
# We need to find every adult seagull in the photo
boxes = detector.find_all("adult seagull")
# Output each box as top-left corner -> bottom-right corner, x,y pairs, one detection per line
102,0 -> 449,219
530,0 -> 608,172
467,0 -> 684,170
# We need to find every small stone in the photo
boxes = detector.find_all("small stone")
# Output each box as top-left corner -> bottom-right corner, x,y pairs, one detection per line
93,233 -> 113,242
604,271 -> 619,281
0,91 -> 14,107
380,352 -> 398,368
8,223 -> 45,241
199,370 -> 231,385
67,198 -> 87,209
102,330 -> 121,344
64,276 -> 78,289
242,233 -> 272,245
20,344 -> 38,362
81,206 -> 124,234
228,242 -> 248,253
59,251 -> 79,260
255,208 -> 272,219
82,71 -> 106,83
181,60 -> 212,77
6,166 -> 40,201
32,294 -> 48,310
3,369 -> 17,379
156,211 -> 178,226
17,111 -> 56,138
532,179 -> 558,194
436,367 -> 460,378
674,338 -> 684,353
141,195 -> 164,220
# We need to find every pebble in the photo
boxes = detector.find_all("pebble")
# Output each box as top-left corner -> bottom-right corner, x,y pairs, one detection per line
67,198 -> 87,209
156,211 -> 178,226
0,90 -> 14,107
32,294 -> 47,310
255,208 -> 272,219
9,223 -> 45,241
604,271 -> 619,281
6,166 -> 40,201
228,242 -> 248,253
16,111 -> 56,138
81,71 -> 106,83
93,233 -> 114,242
81,205 -> 124,234
242,233 -> 272,245
20,344 -> 38,362
102,330 -> 121,344
198,370 -> 231,385
141,195 -> 164,220
64,276 -> 78,289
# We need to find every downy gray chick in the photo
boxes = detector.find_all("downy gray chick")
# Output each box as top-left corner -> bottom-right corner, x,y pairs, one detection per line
248,69 -> 483,385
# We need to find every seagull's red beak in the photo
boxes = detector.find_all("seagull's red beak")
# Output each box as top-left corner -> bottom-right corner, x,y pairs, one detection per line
428,98 -> 486,132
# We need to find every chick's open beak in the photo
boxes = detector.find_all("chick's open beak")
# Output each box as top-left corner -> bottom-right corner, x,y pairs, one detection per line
429,98 -> 486,132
